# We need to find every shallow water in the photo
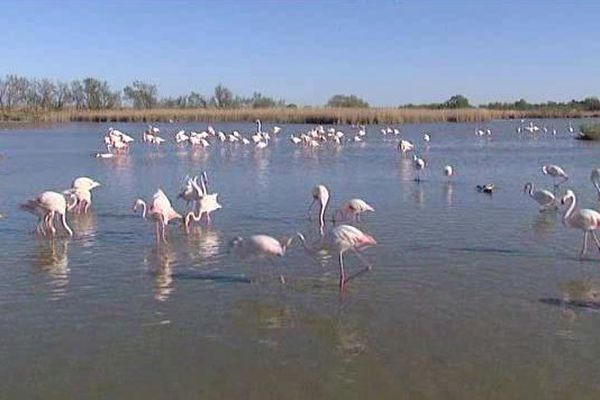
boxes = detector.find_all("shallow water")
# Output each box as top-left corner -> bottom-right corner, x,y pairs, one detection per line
1,119 -> 600,399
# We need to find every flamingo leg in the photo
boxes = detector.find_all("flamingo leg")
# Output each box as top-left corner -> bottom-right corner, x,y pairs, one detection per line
338,252 -> 346,289
581,231 -> 589,258
591,231 -> 600,252
60,212 -> 73,236
155,220 -> 160,243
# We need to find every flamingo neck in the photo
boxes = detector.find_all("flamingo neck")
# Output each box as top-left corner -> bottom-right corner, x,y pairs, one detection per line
319,198 -> 329,229
563,196 -> 576,224
136,200 -> 147,219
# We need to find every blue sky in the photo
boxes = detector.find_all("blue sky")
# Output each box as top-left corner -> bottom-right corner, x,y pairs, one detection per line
1,0 -> 599,106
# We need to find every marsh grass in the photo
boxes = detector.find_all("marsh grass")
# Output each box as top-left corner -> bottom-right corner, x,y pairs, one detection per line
2,107 -> 598,125
578,123 -> 600,140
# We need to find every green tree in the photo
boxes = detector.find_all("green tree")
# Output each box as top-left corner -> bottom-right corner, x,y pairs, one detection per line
326,94 -> 369,108
123,80 -> 158,109
212,84 -> 234,108
443,95 -> 470,108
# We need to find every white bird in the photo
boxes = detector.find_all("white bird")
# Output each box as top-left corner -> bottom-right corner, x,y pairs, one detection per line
290,135 -> 302,144
229,235 -> 293,284
443,165 -> 454,179
523,182 -> 557,212
413,155 -> 426,182
542,164 -> 568,190
175,130 -> 189,143
183,172 -> 222,228
297,224 -> 377,289
21,191 -> 75,237
423,133 -> 431,142
133,189 -> 183,242
561,190 -> 600,258
335,199 -> 375,222
398,139 -> 414,153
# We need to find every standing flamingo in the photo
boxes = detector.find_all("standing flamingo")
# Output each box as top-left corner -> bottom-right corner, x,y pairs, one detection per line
183,172 -> 222,229
21,191 -> 75,236
561,189 -> 600,258
335,199 -> 375,222
133,190 -> 183,242
444,165 -> 454,180
229,235 -> 294,283
591,168 -> 600,200
523,182 -> 557,212
66,177 -> 101,213
398,139 -> 414,153
542,164 -> 568,191
297,224 -> 377,289
413,155 -> 426,182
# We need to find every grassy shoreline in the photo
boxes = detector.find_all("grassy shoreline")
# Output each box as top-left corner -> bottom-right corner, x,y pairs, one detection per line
3,107 -> 600,125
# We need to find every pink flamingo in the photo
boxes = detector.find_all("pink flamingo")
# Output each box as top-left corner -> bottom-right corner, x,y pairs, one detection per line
183,172 -> 222,229
21,191 -> 75,237
335,199 -> 375,222
133,189 -> 183,242
64,176 -> 101,213
297,224 -> 376,289
229,235 -> 294,283
561,189 -> 600,258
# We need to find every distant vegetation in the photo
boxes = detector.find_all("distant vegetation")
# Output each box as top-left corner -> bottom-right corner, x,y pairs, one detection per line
1,74 -> 600,124
578,123 -> 600,141
326,94 -> 369,108
402,94 -> 471,109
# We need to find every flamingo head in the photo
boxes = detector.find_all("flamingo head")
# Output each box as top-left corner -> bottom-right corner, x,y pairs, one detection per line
541,165 -> 549,175
560,190 -> 575,205
312,185 -> 330,207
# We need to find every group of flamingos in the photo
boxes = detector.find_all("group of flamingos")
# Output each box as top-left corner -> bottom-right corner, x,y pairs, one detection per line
525,163 -> 600,258
19,165 -> 376,290
14,122 -> 600,289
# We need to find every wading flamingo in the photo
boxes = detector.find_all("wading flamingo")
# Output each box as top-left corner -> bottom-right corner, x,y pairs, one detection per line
65,177 -> 101,213
183,172 -> 222,229
133,190 -> 183,242
523,182 -> 557,212
21,191 -> 75,237
561,189 -> 600,258
413,155 -> 426,182
542,164 -> 568,191
444,165 -> 454,180
297,224 -> 377,289
398,139 -> 414,153
229,235 -> 294,283
335,199 -> 375,222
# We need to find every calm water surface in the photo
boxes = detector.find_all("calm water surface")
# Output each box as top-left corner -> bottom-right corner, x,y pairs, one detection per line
1,120 -> 600,399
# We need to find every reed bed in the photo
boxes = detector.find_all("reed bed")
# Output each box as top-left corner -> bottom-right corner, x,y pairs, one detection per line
578,123 -> 600,140
3,107 -> 599,125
